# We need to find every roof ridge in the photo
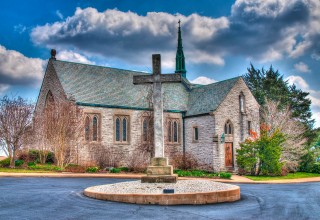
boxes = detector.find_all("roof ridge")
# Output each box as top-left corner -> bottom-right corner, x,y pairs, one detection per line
53,59 -> 150,74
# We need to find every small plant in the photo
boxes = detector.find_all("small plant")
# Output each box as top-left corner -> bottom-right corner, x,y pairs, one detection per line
65,164 -> 86,173
119,167 -> 129,172
86,166 -> 99,173
110,168 -> 121,173
28,163 -> 61,172
15,160 -> 24,167
219,172 -> 232,179
27,161 -> 36,167
0,158 -> 10,167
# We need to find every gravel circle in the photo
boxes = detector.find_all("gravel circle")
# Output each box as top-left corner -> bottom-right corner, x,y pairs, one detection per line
86,180 -> 238,194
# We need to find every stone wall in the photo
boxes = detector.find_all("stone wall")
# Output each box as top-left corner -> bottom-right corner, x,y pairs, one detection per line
213,78 -> 260,171
185,115 -> 215,170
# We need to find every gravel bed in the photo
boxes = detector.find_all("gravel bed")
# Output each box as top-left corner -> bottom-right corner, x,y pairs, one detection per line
86,180 -> 237,194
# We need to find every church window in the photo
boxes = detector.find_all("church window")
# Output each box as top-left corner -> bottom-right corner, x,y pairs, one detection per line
122,118 -> 127,142
168,121 -> 172,142
85,116 -> 90,141
248,121 -> 251,135
239,92 -> 245,113
92,116 -> 98,141
167,119 -> 180,144
173,121 -> 178,143
224,120 -> 233,135
193,127 -> 199,142
116,118 -> 121,142
142,118 -> 148,142
115,116 -> 129,143
45,90 -> 55,109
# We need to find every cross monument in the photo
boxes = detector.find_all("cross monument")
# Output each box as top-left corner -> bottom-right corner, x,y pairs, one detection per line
133,54 -> 181,183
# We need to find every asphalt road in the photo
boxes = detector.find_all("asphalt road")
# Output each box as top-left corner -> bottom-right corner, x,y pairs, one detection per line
0,178 -> 319,220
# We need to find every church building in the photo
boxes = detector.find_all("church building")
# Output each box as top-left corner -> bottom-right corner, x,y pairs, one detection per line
35,24 -> 260,172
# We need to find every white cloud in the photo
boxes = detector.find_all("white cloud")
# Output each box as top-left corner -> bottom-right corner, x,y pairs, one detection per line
294,62 -> 311,73
56,10 -> 64,20
0,84 -> 10,95
286,75 -> 309,90
311,53 -> 320,61
0,45 -> 46,86
14,24 -> 26,34
57,50 -> 94,64
312,111 -> 320,128
190,76 -> 217,85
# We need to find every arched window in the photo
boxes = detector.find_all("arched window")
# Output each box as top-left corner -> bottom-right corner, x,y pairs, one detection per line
167,119 -> 180,144
122,118 -> 127,142
168,121 -> 172,142
116,117 -> 120,142
239,92 -> 245,113
85,116 -> 90,141
225,120 -> 233,135
173,121 -> 178,143
143,118 -> 148,142
45,90 -> 54,108
92,116 -> 98,141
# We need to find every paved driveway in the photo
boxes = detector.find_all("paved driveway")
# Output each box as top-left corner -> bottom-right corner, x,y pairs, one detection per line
0,178 -> 319,220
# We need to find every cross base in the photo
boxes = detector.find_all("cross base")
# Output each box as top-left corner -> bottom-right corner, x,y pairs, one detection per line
141,157 -> 178,183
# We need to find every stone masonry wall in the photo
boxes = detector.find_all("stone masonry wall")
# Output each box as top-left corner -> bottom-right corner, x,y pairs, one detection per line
213,78 -> 260,171
185,115 -> 215,170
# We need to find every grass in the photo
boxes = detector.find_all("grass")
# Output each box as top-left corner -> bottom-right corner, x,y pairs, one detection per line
0,167 -> 54,173
245,172 -> 320,181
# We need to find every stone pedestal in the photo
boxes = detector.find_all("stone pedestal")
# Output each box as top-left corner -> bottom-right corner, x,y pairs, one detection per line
141,157 -> 178,183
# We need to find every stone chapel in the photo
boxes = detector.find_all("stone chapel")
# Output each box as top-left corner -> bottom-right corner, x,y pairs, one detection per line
35,24 -> 260,172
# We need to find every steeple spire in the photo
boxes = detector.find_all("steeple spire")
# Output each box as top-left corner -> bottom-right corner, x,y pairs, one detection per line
175,20 -> 186,78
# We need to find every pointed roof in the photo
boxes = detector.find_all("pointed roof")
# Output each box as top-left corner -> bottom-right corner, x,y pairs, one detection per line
175,20 -> 186,77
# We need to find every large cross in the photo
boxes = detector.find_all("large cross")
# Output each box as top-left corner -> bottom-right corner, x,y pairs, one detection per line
133,54 -> 182,158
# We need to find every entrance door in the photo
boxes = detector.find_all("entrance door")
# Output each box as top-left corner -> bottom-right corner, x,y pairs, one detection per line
224,142 -> 233,167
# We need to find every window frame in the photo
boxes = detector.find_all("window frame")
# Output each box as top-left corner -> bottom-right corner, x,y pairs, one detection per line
167,118 -> 180,144
193,126 -> 199,142
114,115 -> 130,144
84,113 -> 101,143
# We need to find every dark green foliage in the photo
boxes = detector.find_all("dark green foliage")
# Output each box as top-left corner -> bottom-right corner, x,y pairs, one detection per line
15,160 -> 24,167
219,172 -> 232,179
173,169 -> 231,179
28,164 -> 61,171
244,64 -> 314,128
109,168 -> 121,173
237,127 -> 285,176
27,149 -> 55,164
0,158 -> 10,167
119,167 -> 129,172
86,167 -> 99,173
27,162 -> 36,167
300,131 -> 320,173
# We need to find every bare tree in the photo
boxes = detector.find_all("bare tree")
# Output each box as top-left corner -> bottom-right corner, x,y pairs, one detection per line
261,99 -> 307,171
0,96 -> 34,167
39,99 -> 83,169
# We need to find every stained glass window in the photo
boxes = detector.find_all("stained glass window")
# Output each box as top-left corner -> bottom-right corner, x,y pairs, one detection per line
93,116 -> 98,141
168,121 -> 172,142
85,116 -> 90,141
194,127 -> 198,141
122,118 -> 127,142
143,118 -> 148,142
116,118 -> 120,142
173,121 -> 178,143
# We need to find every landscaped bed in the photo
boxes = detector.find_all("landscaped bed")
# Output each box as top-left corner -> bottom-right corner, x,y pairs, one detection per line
245,172 -> 320,181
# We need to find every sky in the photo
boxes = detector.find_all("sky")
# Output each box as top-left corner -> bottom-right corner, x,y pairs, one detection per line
0,0 -> 319,139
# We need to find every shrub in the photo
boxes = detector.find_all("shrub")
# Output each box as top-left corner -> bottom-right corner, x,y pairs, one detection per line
28,149 -> 39,162
28,164 -> 61,171
119,167 -> 129,172
219,172 -> 232,179
110,168 -> 121,173
311,163 -> 320,173
27,161 -> 36,167
65,164 -> 86,173
171,152 -> 199,170
86,166 -> 99,173
15,160 -> 24,167
127,151 -> 149,173
0,158 -> 10,167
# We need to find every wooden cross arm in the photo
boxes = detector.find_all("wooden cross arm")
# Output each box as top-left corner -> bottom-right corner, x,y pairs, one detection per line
133,73 -> 182,85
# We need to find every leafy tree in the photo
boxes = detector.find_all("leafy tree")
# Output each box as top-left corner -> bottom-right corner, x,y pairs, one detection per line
244,64 -> 314,129
237,125 -> 285,176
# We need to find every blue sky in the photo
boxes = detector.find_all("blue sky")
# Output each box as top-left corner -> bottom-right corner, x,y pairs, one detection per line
0,0 -> 319,130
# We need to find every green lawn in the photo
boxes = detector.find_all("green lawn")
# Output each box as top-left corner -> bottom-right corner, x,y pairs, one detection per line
0,168 -> 54,173
245,172 -> 320,181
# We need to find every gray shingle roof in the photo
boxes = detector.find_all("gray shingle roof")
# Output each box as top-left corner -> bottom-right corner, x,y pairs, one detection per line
186,77 -> 240,116
52,60 -> 189,112
51,60 -> 240,117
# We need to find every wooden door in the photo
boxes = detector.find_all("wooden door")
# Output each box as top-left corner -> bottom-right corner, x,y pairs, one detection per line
225,142 -> 233,167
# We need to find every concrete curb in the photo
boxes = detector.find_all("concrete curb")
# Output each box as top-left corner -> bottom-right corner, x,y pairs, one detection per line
84,184 -> 241,205
1,172 -> 320,184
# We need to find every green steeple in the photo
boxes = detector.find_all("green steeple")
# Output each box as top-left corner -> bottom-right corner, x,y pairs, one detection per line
175,20 -> 186,78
